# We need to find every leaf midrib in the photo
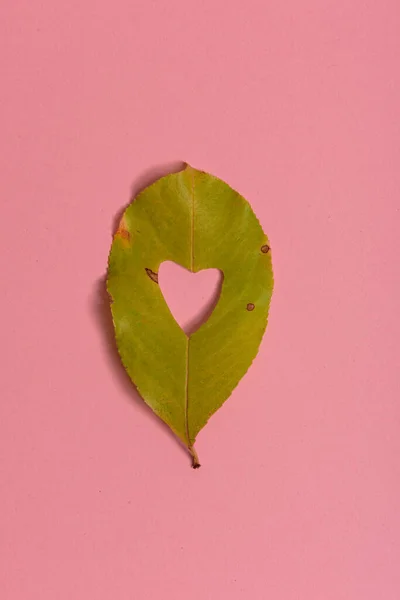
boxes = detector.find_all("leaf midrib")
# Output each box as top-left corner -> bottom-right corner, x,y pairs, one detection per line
184,168 -> 195,454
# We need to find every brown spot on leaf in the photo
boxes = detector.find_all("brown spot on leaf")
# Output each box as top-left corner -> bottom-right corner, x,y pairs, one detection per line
145,268 -> 159,284
261,244 -> 270,253
115,216 -> 130,241
247,303 -> 255,311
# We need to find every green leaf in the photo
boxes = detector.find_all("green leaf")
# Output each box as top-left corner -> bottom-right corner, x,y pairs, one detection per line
107,165 -> 274,467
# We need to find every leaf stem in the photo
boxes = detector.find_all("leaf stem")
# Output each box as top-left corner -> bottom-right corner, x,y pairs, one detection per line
189,445 -> 201,469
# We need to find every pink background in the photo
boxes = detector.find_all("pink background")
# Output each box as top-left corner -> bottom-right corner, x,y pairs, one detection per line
1,1 -> 399,598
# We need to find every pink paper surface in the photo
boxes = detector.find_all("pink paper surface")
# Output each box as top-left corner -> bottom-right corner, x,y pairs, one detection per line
1,2 -> 399,598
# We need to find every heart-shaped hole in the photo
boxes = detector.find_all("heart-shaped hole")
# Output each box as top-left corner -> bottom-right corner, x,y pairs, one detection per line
158,261 -> 223,336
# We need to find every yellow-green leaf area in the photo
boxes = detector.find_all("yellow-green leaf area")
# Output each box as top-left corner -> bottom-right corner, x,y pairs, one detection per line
107,165 -> 274,467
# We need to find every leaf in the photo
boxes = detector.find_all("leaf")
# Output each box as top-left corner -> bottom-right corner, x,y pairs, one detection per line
107,165 -> 274,467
